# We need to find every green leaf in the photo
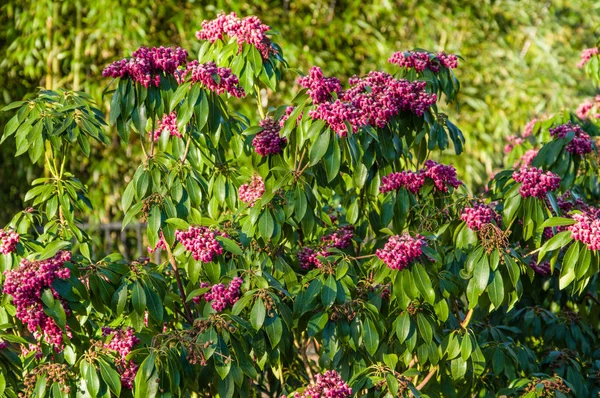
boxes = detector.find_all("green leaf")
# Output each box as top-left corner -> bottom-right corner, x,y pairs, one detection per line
460,334 -> 472,361
488,271 -> 504,309
473,255 -> 490,294
540,217 -> 577,228
395,313 -> 411,344
307,312 -> 329,337
216,235 -> 243,256
324,137 -> 341,182
259,210 -> 274,240
122,181 -> 135,212
363,318 -> 379,356
412,263 -> 435,305
132,281 -> 146,316
265,315 -> 283,348
136,170 -> 149,199
251,299 -> 266,330
309,128 -> 331,166
321,275 -> 338,307
416,313 -> 433,343
144,284 -> 163,323
99,359 -> 122,397
537,231 -> 573,262
84,361 -> 100,398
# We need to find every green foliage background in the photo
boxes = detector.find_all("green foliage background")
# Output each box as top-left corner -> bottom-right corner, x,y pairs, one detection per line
1,0 -> 598,223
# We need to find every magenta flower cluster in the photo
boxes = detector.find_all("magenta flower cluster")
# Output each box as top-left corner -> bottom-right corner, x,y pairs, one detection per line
577,47 -> 599,68
576,96 -> 600,119
376,233 -> 426,271
103,46 -> 188,88
3,251 -> 71,348
522,118 -> 539,138
422,160 -> 462,192
298,67 -> 343,104
380,161 -> 461,195
304,69 -> 436,137
380,170 -> 425,194
518,149 -> 539,167
461,203 -> 502,231
388,50 -> 458,72
0,228 -> 19,254
196,12 -> 275,59
512,166 -> 560,199
148,232 -> 167,254
150,112 -> 181,142
529,256 -> 551,276
102,327 -> 140,390
185,60 -> 245,97
253,117 -> 287,156
195,277 -> 243,312
279,106 -> 303,128
568,211 -> 600,251
321,225 -> 354,249
298,225 -> 354,269
238,175 -> 265,206
291,370 -> 352,398
175,227 -> 225,263
549,122 -> 593,156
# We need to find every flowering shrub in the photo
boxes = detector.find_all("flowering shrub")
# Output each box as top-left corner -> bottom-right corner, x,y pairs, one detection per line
0,12 -> 599,398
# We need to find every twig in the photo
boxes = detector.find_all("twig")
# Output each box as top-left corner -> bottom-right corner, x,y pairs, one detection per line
416,366 -> 438,390
164,241 -> 194,324
460,308 -> 474,329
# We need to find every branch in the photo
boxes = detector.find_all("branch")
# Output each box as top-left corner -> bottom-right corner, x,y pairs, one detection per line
164,241 -> 194,324
460,308 -> 474,329
416,366 -> 438,390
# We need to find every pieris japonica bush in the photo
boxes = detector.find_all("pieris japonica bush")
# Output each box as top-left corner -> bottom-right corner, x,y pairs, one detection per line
0,12 -> 599,398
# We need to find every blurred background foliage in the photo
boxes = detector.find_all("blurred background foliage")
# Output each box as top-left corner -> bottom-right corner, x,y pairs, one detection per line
1,0 -> 599,224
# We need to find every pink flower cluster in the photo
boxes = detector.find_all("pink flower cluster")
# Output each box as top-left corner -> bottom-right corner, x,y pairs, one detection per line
306,70 -> 436,137
102,327 -> 140,390
292,370 -> 352,398
376,233 -> 426,271
549,122 -> 593,155
461,203 -> 502,231
568,212 -> 600,251
577,47 -> 599,68
238,175 -> 265,206
150,112 -> 181,142
388,50 -> 458,72
380,171 -> 425,194
518,149 -> 539,167
321,225 -> 354,249
186,61 -> 245,97
195,277 -> 243,312
512,166 -> 560,199
148,232 -> 167,254
0,229 -> 19,254
422,160 -> 462,192
253,117 -> 287,156
196,12 -> 275,59
103,46 -> 188,88
298,67 -> 343,104
175,227 -> 225,263
298,225 -> 355,269
3,251 -> 71,348
522,118 -> 539,138
380,161 -> 461,195
576,96 -> 600,119
504,135 -> 525,154
279,106 -> 303,128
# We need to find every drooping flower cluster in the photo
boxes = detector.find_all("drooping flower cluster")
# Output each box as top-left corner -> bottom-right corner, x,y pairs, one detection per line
238,175 -> 265,206
567,211 -> 600,251
150,112 -> 181,142
422,160 -> 462,192
147,232 -> 167,254
3,251 -> 71,348
298,67 -> 343,104
102,327 -> 140,390
577,47 -> 599,68
253,117 -> 287,156
512,166 -> 561,199
576,96 -> 600,119
549,122 -> 593,156
380,170 -> 425,194
504,134 -> 525,154
306,69 -> 436,137
195,277 -> 243,312
175,227 -> 225,263
388,50 -> 458,72
522,118 -> 539,137
461,203 -> 502,231
103,46 -> 188,87
322,225 -> 354,249
0,228 -> 19,254
376,233 -> 426,271
195,12 -> 275,59
186,61 -> 245,97
291,370 -> 352,398
298,246 -> 326,270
